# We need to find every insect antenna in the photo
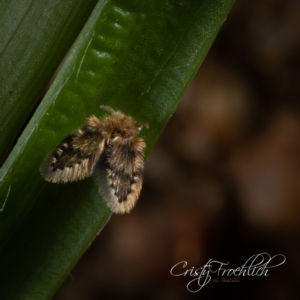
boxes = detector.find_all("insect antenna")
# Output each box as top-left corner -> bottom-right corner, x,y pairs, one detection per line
100,105 -> 116,115
138,123 -> 149,131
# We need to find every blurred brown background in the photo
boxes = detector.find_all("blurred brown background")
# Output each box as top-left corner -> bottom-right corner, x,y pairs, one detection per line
54,0 -> 300,299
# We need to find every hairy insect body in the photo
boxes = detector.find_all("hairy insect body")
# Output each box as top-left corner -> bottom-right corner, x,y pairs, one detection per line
41,107 -> 146,214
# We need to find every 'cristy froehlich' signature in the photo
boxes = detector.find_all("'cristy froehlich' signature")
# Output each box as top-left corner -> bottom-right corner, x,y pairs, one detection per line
170,253 -> 286,293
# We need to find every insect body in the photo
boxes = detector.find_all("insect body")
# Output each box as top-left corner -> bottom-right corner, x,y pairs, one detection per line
40,106 -> 147,214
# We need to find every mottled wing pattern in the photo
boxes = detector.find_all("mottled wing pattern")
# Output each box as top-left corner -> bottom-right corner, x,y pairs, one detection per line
94,137 -> 145,213
40,122 -> 105,183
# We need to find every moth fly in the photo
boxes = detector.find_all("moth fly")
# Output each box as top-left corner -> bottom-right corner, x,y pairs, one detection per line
40,105 -> 148,214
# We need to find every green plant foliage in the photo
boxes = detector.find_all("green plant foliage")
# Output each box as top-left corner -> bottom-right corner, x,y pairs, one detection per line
0,0 -> 234,299
0,0 -> 98,163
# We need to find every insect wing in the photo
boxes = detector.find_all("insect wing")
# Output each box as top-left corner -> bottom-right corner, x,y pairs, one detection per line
94,139 -> 145,214
41,125 -> 105,183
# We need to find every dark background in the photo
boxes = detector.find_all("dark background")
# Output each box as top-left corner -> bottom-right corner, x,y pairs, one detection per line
54,0 -> 300,299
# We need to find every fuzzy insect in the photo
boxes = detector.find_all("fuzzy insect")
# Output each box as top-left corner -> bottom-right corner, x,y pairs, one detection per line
40,106 -> 147,214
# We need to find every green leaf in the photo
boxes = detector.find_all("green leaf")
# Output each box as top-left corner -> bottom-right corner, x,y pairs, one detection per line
0,0 -> 98,163
0,0 -> 234,299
